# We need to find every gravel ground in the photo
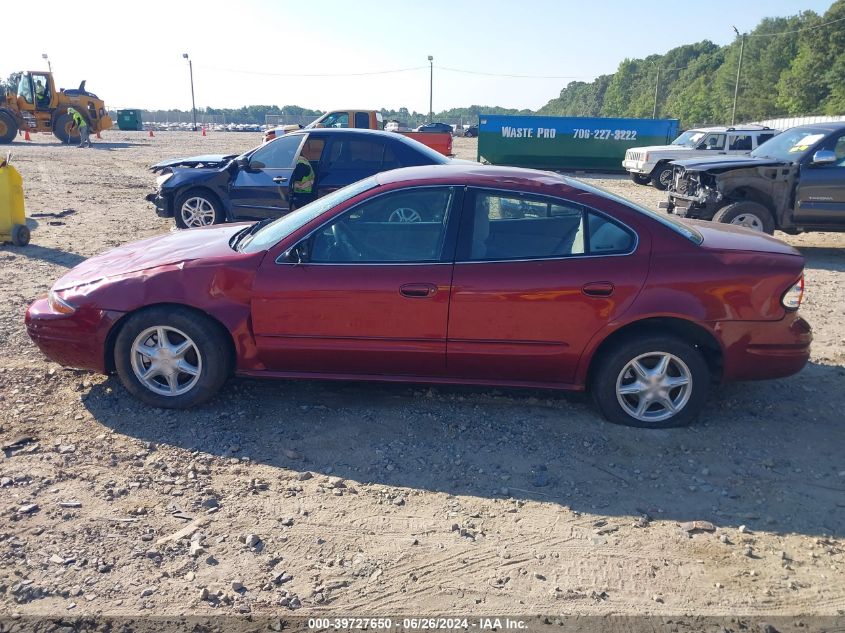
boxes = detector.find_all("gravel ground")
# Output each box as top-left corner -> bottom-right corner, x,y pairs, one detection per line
0,132 -> 843,618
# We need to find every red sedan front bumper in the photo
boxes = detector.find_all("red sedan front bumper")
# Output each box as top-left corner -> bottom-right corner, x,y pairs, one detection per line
717,313 -> 812,382
25,297 -> 125,373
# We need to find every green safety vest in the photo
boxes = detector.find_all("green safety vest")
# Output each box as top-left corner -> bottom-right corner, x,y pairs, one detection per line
293,156 -> 314,193
69,109 -> 87,128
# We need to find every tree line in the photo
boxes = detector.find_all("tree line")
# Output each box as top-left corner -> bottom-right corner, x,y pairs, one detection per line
538,0 -> 845,128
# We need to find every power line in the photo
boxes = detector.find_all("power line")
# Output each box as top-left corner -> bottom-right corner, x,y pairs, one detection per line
196,65 -> 428,77
436,65 -> 592,79
745,13 -> 845,37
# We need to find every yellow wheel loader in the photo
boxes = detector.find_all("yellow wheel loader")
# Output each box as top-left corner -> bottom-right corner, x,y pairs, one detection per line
0,71 -> 113,144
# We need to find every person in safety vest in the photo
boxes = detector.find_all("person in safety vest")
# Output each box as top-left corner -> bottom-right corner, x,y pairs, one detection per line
35,80 -> 47,106
291,155 -> 315,209
67,107 -> 92,148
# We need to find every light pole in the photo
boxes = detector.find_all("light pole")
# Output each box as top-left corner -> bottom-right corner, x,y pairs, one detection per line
731,26 -> 745,126
651,62 -> 660,119
428,55 -> 434,123
183,53 -> 197,131
42,54 -> 51,73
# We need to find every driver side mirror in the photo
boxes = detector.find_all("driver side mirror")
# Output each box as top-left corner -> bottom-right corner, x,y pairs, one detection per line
236,156 -> 251,171
811,150 -> 837,166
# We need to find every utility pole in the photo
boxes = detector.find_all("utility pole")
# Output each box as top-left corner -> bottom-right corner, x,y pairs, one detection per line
652,65 -> 660,119
183,53 -> 197,132
731,26 -> 745,126
428,55 -> 434,123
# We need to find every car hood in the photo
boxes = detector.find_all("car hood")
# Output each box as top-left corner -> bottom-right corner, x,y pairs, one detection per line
53,224 -> 249,291
149,154 -> 236,173
671,155 -> 788,172
688,219 -> 800,256
628,145 -> 687,154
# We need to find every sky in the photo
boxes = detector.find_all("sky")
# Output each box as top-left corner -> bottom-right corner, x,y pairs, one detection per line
3,0 -> 836,113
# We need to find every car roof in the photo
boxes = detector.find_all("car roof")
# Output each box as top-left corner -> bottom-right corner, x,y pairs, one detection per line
691,126 -> 774,133
288,128 -> 405,140
375,163 -> 585,193
788,121 -> 845,133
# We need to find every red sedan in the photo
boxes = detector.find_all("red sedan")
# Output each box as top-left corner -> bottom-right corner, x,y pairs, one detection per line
26,165 -> 811,428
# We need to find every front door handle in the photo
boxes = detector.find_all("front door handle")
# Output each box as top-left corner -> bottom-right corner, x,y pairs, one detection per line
273,176 -> 288,183
400,283 -> 437,298
582,282 -> 614,297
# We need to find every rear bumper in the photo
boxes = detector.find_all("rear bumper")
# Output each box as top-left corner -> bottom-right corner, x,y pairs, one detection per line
717,314 -> 811,382
25,297 -> 124,373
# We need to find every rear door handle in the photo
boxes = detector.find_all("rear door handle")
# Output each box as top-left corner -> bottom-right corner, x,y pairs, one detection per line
272,176 -> 288,183
400,283 -> 437,298
582,282 -> 614,297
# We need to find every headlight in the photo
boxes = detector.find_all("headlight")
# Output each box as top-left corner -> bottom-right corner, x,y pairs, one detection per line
48,289 -> 76,315
155,172 -> 174,188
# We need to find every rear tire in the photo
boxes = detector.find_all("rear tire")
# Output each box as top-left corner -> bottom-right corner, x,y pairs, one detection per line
713,201 -> 775,235
630,173 -> 651,185
0,111 -> 18,144
114,306 -> 232,409
591,335 -> 710,428
174,189 -> 225,229
11,224 -> 30,246
53,113 -> 80,144
650,164 -> 674,190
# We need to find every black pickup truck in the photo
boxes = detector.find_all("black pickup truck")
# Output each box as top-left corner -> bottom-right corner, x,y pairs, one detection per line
664,122 -> 845,234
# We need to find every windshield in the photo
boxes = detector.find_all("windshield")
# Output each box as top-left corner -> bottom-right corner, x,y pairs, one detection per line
671,130 -> 706,147
571,179 -> 703,245
751,127 -> 828,161
238,176 -> 380,253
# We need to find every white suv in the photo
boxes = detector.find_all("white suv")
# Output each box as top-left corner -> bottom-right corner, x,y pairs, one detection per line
622,126 -> 779,190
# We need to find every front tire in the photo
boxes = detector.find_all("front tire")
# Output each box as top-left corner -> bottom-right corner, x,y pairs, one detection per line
591,335 -> 710,428
630,173 -> 651,185
174,189 -> 225,229
713,201 -> 775,234
650,164 -> 674,190
53,113 -> 81,144
114,307 -> 232,408
0,111 -> 19,144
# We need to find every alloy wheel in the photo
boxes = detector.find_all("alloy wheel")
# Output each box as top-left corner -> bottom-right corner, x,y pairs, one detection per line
729,213 -> 764,232
388,207 -> 422,223
130,326 -> 202,396
615,351 -> 692,423
179,197 -> 216,228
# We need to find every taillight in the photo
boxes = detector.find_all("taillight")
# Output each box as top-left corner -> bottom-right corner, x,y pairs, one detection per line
781,275 -> 804,310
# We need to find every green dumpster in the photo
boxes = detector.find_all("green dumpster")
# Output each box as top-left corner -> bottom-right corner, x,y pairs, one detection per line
477,114 -> 680,172
117,109 -> 144,131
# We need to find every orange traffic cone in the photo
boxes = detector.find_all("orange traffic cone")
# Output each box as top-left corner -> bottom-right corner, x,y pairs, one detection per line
149,129 -> 155,138
24,130 -> 31,141
201,126 -> 206,136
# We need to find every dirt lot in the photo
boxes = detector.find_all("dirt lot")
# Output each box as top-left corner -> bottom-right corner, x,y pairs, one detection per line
0,132 -> 844,620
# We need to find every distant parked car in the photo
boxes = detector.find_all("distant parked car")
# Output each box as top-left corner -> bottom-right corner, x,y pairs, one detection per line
463,125 -> 478,138
146,129 -> 451,228
623,125 -> 779,190
665,122 -> 845,234
415,122 -> 453,135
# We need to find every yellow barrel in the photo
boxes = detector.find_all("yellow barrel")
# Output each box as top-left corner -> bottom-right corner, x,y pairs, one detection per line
0,158 -> 29,245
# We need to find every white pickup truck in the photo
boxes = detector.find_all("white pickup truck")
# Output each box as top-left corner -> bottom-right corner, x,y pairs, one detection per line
622,125 -> 779,190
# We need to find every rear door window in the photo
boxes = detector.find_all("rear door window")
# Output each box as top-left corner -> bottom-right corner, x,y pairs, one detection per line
457,190 -> 635,261
728,134 -> 752,151
354,112 -> 370,128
